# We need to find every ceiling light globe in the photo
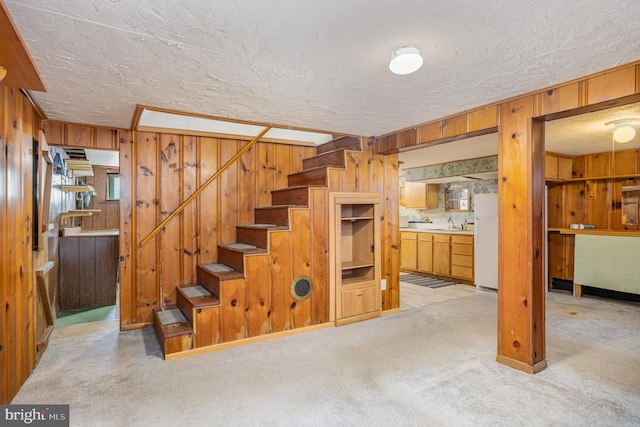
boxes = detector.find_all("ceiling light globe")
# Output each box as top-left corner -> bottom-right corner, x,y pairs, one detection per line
613,125 -> 636,143
389,46 -> 423,75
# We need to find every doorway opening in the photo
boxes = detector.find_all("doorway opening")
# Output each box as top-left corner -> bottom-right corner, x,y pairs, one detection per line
52,147 -> 121,332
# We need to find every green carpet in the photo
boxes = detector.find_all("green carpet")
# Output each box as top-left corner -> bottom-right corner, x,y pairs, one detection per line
55,305 -> 117,329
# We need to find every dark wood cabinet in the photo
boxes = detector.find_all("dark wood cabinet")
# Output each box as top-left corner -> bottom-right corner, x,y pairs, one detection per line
59,236 -> 118,311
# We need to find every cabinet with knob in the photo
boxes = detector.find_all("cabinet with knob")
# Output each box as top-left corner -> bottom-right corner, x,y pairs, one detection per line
330,193 -> 381,326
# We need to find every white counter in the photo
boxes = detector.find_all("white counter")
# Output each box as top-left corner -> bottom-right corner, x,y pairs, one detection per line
400,228 -> 473,236
62,228 -> 119,237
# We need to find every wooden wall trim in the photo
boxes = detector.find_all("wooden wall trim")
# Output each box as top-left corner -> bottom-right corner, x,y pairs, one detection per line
376,60 -> 640,154
118,130 -> 136,328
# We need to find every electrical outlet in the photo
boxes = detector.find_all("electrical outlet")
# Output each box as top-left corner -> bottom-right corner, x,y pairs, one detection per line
381,279 -> 387,291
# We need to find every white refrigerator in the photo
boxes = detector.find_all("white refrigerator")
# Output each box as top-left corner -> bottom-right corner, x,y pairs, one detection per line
474,193 -> 498,289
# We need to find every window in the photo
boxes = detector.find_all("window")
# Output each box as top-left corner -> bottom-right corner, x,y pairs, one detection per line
106,173 -> 121,201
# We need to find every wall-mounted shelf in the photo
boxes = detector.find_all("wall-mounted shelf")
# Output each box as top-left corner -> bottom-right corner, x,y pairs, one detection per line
59,184 -> 95,192
67,209 -> 101,213
546,173 -> 640,182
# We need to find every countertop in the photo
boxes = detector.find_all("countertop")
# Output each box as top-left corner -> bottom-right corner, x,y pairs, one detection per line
548,228 -> 640,237
400,228 -> 474,235
62,228 -> 119,237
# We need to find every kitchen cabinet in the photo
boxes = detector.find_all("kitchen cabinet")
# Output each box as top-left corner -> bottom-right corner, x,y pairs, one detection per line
444,187 -> 470,211
400,232 -> 418,271
545,153 -> 573,181
451,235 -> 474,281
405,182 -> 438,209
417,233 -> 434,273
400,230 -> 475,284
433,235 -> 451,276
331,193 -> 381,326
59,235 -> 118,310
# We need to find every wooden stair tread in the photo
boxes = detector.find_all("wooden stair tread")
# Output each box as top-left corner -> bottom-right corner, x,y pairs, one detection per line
271,185 -> 324,192
157,308 -> 187,325
220,243 -> 267,254
199,263 -> 234,273
303,149 -> 347,170
197,263 -> 244,281
178,285 -> 220,308
256,205 -> 297,210
237,224 -> 288,230
155,309 -> 192,338
316,135 -> 362,154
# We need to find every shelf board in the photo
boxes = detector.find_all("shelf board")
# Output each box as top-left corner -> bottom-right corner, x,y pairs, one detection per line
342,276 -> 375,287
341,260 -> 374,270
560,174 -> 640,182
59,184 -> 95,192
341,216 -> 374,221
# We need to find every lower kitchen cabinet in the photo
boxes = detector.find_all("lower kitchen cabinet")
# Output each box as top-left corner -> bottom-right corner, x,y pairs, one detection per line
451,235 -> 474,281
433,235 -> 451,276
417,233 -> 434,273
59,235 -> 118,310
400,232 -> 418,271
400,231 -> 475,284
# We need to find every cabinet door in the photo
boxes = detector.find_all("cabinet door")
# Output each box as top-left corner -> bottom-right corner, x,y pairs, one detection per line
426,185 -> 438,209
342,285 -> 377,318
433,236 -> 451,275
405,182 -> 426,208
418,234 -> 433,273
405,182 -> 437,209
400,232 -> 418,270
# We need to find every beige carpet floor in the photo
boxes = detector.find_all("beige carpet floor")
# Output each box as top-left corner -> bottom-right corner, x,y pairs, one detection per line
12,291 -> 640,426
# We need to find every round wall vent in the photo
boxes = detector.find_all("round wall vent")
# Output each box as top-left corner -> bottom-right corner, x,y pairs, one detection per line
290,275 -> 313,301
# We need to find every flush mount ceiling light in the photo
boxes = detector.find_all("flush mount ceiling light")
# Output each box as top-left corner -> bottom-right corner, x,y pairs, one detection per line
389,46 -> 423,75
605,118 -> 640,143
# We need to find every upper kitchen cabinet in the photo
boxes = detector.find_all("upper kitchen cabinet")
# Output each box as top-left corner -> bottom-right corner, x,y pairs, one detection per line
405,182 -> 438,209
445,187 -> 470,211
545,153 -> 573,182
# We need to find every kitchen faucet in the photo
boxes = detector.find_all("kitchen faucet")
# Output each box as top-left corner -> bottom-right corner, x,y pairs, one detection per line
448,217 -> 457,229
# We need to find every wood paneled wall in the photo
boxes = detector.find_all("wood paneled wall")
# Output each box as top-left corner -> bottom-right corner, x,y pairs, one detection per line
84,166 -> 120,230
1,86 -> 36,403
117,132 -> 399,329
119,133 -> 317,326
547,148 -> 640,230
547,147 -> 639,285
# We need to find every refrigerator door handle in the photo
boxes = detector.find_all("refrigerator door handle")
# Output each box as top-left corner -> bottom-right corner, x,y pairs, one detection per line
475,217 -> 480,244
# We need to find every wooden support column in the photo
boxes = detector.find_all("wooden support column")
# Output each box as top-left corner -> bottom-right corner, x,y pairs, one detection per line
497,96 -> 547,374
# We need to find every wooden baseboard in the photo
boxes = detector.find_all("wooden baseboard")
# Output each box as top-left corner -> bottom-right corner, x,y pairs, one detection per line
120,322 -> 153,331
381,307 -> 401,316
164,322 -> 334,360
496,355 -> 547,374
335,311 -> 380,327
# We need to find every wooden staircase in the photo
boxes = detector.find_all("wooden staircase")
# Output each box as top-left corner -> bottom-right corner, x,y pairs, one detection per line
153,136 -> 363,357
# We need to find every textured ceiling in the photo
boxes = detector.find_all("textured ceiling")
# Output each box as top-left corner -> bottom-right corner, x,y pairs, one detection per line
6,0 -> 640,137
